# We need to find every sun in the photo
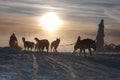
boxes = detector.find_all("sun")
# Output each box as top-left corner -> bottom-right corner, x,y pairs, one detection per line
39,12 -> 63,32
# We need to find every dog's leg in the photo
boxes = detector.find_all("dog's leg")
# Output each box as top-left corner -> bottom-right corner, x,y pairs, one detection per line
79,49 -> 82,56
89,48 -> 92,56
83,49 -> 86,56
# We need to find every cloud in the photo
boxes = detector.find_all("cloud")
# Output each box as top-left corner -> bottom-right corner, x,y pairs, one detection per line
0,0 -> 119,37
0,0 -> 120,47
104,6 -> 120,23
0,0 -> 117,21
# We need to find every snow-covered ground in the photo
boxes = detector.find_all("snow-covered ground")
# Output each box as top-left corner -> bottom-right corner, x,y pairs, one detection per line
0,47 -> 120,80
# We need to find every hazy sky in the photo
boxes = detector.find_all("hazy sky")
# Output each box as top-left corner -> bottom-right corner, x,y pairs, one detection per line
0,0 -> 120,51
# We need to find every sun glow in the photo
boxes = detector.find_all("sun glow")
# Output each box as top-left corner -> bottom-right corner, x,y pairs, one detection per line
39,12 -> 63,32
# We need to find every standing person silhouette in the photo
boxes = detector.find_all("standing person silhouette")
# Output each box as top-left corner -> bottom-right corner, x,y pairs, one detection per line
9,33 -> 18,48
96,19 -> 105,51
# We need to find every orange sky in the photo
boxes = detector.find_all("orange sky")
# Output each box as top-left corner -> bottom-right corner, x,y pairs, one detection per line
0,0 -> 120,52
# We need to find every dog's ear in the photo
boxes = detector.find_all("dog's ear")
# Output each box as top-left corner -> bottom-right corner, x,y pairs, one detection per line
22,37 -> 25,39
34,37 -> 37,40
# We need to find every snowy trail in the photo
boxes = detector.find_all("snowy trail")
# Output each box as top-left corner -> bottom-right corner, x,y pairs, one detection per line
0,47 -> 120,80
46,56 -> 78,79
47,53 -> 120,80
32,53 -> 78,80
32,53 -> 39,80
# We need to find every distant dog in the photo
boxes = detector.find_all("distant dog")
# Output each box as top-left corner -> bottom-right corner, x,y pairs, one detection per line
73,38 -> 96,56
51,38 -> 60,52
34,37 -> 49,52
22,37 -> 34,51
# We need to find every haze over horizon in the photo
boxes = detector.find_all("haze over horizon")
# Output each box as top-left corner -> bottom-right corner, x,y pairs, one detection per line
0,0 -> 120,52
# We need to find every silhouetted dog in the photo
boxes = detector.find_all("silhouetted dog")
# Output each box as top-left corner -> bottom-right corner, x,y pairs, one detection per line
34,37 -> 49,52
22,37 -> 34,51
73,38 -> 96,56
51,38 -> 60,52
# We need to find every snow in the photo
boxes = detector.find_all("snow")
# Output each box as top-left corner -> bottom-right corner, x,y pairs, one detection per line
0,47 -> 120,80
